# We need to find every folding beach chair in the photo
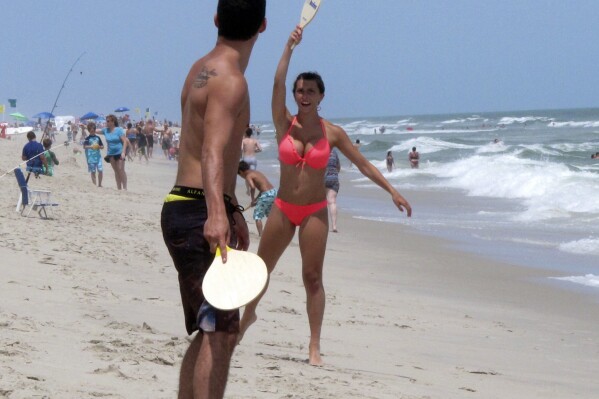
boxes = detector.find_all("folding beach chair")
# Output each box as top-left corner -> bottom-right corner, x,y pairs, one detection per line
14,168 -> 58,219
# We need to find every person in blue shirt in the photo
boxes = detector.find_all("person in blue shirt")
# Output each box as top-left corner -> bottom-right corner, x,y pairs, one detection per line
21,131 -> 47,179
100,114 -> 128,190
83,122 -> 105,187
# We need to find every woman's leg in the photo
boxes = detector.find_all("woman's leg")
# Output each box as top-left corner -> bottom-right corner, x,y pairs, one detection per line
118,159 -> 127,190
326,188 -> 338,232
298,207 -> 328,365
109,158 -> 122,190
238,205 -> 295,342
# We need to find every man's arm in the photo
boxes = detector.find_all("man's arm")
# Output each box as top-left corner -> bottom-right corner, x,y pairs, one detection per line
202,74 -> 249,261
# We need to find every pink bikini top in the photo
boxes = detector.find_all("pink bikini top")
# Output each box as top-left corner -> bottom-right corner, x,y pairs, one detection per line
278,116 -> 330,169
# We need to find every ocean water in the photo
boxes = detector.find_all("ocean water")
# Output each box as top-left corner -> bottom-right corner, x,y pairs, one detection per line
253,107 -> 599,294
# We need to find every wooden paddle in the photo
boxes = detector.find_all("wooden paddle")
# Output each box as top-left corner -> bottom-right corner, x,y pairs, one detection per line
202,246 -> 268,310
290,0 -> 323,50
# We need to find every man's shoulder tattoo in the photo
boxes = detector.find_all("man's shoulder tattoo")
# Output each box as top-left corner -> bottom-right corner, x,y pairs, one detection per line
193,67 -> 218,88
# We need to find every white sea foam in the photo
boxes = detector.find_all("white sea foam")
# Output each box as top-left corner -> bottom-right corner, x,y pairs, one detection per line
516,144 -> 561,156
499,116 -> 552,125
558,238 -> 599,255
425,153 -> 599,221
390,137 -> 474,154
549,120 -> 599,128
550,274 -> 599,288
476,141 -> 508,154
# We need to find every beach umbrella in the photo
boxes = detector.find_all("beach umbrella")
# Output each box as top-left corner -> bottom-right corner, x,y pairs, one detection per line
80,111 -> 99,120
10,112 -> 28,121
114,107 -> 129,113
32,112 -> 55,119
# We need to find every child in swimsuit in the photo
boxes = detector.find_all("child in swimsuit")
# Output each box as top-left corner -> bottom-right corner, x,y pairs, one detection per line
238,25 -> 412,366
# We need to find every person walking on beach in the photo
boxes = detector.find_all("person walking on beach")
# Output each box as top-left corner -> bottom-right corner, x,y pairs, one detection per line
238,160 -> 277,236
386,150 -> 395,172
101,114 -> 128,190
136,124 -> 149,164
409,146 -> 420,169
325,149 -> 341,232
126,122 -> 138,161
83,122 -> 104,187
160,123 -> 173,159
238,25 -> 412,366
160,1 -> 265,398
144,120 -> 155,158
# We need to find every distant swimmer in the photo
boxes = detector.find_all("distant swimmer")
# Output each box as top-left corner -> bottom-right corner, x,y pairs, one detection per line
408,146 -> 419,169
386,150 -> 395,172
592,152 -> 599,159
379,125 -> 386,134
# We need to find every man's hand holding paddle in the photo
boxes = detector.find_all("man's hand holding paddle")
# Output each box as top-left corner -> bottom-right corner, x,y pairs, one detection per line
204,204 -> 249,264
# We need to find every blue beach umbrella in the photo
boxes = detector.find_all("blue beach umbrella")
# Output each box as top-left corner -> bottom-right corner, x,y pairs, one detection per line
80,111 -> 99,120
114,107 -> 129,113
32,111 -> 55,119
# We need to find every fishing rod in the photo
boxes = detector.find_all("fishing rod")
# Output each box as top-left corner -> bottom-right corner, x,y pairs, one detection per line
40,51 -> 86,142
0,141 -> 71,180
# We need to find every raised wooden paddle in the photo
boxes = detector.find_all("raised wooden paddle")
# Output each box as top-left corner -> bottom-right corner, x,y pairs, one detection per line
290,0 -> 323,50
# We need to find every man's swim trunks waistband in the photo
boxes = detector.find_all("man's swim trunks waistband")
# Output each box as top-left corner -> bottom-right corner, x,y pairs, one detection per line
164,186 -> 233,203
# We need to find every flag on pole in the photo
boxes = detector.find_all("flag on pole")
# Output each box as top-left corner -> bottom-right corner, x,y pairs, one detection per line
145,107 -> 150,119
0,104 -> 5,114
8,99 -> 16,108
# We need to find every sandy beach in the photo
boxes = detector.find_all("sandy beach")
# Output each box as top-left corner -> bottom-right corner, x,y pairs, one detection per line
1,132 -> 598,399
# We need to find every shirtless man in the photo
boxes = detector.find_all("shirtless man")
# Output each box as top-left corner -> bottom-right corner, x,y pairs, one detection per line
160,2 -> 266,398
409,146 -> 420,169
241,126 -> 262,169
143,120 -> 155,158
238,160 -> 277,236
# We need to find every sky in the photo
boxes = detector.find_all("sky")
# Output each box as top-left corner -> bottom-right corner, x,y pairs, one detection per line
1,0 -> 599,123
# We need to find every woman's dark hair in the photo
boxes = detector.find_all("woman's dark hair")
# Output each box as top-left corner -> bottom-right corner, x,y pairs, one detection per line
217,0 -> 266,41
293,71 -> 325,94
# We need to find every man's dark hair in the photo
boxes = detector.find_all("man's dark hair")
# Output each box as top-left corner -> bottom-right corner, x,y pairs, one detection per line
245,127 -> 253,137
27,131 -> 36,141
238,160 -> 250,173
293,71 -> 325,94
217,0 -> 266,41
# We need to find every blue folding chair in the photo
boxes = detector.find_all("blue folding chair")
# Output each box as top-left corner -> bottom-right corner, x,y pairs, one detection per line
14,168 -> 58,219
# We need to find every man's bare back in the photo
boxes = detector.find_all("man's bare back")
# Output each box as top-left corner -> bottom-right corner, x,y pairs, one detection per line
177,50 -> 250,198
242,135 -> 261,158
245,169 -> 274,194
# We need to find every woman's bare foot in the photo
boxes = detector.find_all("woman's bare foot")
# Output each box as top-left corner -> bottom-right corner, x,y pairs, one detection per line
309,342 -> 323,366
237,310 -> 257,345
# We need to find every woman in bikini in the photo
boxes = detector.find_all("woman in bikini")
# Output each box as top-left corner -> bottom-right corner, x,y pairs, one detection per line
238,26 -> 412,365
